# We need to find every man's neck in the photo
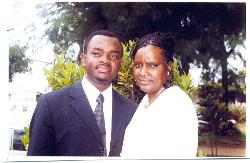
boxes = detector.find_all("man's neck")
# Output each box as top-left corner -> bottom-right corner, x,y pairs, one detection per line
85,76 -> 112,92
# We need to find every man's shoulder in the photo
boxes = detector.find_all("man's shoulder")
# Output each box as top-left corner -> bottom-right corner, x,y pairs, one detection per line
112,89 -> 138,109
42,82 -> 81,99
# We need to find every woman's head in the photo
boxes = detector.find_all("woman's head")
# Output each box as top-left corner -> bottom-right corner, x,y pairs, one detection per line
131,32 -> 175,63
131,32 -> 175,97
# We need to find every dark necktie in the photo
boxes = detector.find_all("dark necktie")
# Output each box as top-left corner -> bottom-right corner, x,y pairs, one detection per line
94,93 -> 107,156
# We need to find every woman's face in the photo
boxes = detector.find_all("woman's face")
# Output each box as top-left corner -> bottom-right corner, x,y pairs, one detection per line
133,45 -> 169,97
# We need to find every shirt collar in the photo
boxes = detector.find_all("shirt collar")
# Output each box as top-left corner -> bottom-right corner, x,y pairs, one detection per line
101,83 -> 112,102
81,75 -> 112,110
82,76 -> 100,99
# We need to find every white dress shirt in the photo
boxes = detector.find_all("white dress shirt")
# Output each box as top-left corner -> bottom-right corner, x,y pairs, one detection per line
81,76 -> 112,155
121,86 -> 198,159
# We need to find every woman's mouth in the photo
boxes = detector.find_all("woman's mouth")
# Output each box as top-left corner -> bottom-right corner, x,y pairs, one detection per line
137,79 -> 152,85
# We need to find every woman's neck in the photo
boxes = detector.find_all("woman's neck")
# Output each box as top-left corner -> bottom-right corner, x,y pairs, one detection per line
145,87 -> 166,108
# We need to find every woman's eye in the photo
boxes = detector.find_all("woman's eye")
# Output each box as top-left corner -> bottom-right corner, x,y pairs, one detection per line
110,54 -> 119,60
150,64 -> 158,68
134,64 -> 142,68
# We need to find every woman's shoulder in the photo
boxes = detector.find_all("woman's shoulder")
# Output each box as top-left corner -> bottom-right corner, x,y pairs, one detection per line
163,85 -> 185,96
161,86 -> 193,104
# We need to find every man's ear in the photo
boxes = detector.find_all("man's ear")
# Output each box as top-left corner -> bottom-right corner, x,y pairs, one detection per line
80,53 -> 87,66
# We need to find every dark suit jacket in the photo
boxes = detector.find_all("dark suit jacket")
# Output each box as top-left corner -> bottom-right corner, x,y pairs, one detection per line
27,81 -> 137,156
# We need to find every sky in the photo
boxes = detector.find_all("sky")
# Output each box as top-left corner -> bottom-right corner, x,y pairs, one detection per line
7,0 -> 55,94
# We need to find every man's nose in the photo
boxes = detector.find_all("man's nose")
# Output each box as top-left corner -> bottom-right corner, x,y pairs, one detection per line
100,55 -> 111,64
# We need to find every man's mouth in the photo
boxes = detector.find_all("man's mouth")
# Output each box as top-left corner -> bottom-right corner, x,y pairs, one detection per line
96,65 -> 111,73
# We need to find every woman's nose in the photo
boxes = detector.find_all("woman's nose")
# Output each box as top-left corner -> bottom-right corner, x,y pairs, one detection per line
140,66 -> 148,76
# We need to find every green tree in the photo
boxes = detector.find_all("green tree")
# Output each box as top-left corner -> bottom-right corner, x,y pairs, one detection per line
40,3 -> 84,57
197,84 -> 242,156
9,43 -> 31,82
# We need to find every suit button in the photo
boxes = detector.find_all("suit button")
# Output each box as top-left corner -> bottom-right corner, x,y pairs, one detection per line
99,147 -> 103,153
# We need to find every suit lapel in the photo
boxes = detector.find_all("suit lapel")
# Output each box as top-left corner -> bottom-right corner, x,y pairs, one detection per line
110,90 -> 124,152
69,81 -> 102,144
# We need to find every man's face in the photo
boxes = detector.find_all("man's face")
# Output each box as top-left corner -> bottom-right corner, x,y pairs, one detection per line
81,35 -> 122,90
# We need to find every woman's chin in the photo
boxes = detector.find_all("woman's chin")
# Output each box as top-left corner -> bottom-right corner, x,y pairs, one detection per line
139,86 -> 152,94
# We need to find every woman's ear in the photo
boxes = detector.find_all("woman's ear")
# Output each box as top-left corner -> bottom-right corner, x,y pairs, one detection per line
166,61 -> 173,72
80,53 -> 87,66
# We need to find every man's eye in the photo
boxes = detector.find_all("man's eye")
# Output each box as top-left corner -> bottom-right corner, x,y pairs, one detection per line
91,52 -> 101,57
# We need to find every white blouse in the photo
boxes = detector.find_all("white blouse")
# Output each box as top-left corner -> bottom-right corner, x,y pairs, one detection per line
121,86 -> 198,159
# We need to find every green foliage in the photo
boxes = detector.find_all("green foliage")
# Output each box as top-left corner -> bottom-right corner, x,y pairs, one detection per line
113,40 -> 144,103
44,52 -> 85,90
172,59 -> 194,97
229,104 -> 246,123
197,84 -> 242,156
21,126 -> 30,150
9,43 -> 31,82
197,150 -> 207,157
239,129 -> 246,140
197,84 -> 241,137
227,67 -> 246,103
42,3 -> 83,55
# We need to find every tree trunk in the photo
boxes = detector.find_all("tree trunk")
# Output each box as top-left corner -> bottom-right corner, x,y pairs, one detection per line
209,132 -> 214,156
180,58 -> 190,75
221,53 -> 229,106
76,28 -> 85,64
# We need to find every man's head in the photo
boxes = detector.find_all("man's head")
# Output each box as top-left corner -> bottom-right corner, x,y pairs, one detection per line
83,30 -> 123,54
80,30 -> 123,91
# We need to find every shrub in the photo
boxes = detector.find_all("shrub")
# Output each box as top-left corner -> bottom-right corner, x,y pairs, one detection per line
44,52 -> 85,90
197,84 -> 243,156
172,59 -> 194,97
21,126 -> 29,151
229,104 -> 246,123
113,40 -> 144,104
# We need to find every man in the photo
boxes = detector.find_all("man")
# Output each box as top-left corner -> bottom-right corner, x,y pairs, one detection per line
27,30 -> 137,156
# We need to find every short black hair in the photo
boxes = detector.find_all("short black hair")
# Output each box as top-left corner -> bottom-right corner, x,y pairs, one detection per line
131,32 -> 175,63
83,30 -> 123,54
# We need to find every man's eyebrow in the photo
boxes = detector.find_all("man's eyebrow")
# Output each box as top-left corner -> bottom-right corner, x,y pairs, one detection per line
110,50 -> 120,53
92,47 -> 121,54
92,47 -> 103,51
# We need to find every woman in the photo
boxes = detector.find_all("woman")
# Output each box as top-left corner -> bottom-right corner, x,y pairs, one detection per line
122,32 -> 198,158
